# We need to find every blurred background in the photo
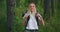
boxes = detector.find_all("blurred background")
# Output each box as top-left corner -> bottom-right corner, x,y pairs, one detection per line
0,0 -> 60,32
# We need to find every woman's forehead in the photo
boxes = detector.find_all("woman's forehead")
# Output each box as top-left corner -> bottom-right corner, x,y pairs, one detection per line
29,3 -> 35,6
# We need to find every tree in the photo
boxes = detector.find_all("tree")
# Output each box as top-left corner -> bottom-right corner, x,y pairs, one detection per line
51,0 -> 54,16
7,0 -> 16,32
44,0 -> 51,20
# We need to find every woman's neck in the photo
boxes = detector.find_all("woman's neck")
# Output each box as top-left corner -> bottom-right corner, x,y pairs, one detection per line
31,11 -> 34,13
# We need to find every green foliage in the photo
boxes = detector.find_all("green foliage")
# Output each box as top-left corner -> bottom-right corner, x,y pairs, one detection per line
0,0 -> 60,32
0,0 -> 6,32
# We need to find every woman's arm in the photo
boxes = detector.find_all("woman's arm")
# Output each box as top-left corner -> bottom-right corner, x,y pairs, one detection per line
22,20 -> 26,26
22,13 -> 29,26
37,13 -> 45,26
40,16 -> 45,26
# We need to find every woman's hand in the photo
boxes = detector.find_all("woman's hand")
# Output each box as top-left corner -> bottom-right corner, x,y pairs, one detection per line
23,13 -> 29,20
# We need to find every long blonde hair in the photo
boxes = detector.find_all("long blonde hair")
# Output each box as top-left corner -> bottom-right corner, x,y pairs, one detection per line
27,3 -> 37,16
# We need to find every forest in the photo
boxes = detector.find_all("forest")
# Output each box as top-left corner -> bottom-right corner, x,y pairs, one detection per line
0,0 -> 60,32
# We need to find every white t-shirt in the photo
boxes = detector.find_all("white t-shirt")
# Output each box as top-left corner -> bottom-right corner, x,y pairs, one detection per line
26,13 -> 38,30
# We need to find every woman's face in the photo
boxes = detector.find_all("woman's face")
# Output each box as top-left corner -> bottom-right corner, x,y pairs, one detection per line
29,3 -> 36,12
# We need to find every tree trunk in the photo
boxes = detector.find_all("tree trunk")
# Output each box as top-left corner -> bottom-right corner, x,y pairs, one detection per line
51,0 -> 54,16
7,0 -> 16,32
44,0 -> 51,20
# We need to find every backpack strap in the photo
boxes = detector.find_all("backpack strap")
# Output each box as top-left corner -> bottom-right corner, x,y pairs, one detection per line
35,12 -> 40,26
25,15 -> 30,30
24,10 -> 42,29
25,12 -> 40,27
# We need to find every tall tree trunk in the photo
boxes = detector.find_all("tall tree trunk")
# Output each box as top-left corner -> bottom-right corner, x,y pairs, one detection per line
7,0 -> 16,32
51,0 -> 54,16
44,0 -> 51,20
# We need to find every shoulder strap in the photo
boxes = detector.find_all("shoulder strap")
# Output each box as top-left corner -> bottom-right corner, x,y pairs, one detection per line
35,12 -> 40,26
25,10 -> 41,28
25,15 -> 30,29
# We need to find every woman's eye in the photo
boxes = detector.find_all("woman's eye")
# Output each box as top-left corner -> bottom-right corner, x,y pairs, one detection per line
30,6 -> 34,7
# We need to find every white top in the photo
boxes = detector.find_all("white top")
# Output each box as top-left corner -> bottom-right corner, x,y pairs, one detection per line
26,13 -> 38,30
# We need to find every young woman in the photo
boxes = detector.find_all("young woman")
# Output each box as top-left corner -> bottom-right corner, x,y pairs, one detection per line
22,3 -> 45,32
